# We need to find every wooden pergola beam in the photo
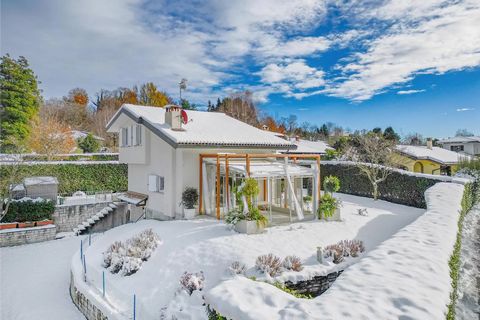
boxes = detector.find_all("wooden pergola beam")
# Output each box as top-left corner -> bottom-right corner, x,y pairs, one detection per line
216,154 -> 221,220
199,154 -> 203,214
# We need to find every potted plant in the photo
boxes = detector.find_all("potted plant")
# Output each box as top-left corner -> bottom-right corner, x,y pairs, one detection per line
181,187 -> 199,219
318,175 -> 342,221
227,178 -> 268,234
303,195 -> 312,212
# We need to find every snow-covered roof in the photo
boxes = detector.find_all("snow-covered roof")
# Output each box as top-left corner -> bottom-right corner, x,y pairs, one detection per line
395,145 -> 470,164
286,139 -> 333,155
70,130 -> 105,141
438,136 -> 480,144
106,104 -> 295,150
23,176 -> 59,186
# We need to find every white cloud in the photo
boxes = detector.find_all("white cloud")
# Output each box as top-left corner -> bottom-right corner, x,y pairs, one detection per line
397,89 -> 425,95
456,108 -> 475,112
325,0 -> 480,101
258,60 -> 325,97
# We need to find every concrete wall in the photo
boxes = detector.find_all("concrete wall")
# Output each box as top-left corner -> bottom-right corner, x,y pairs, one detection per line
53,202 -> 113,232
88,202 -> 128,233
0,225 -> 56,247
70,272 -> 109,320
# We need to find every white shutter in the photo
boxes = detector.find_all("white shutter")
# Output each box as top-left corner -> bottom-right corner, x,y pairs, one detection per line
136,125 -> 142,146
132,125 -> 137,146
130,125 -> 134,146
148,175 -> 158,192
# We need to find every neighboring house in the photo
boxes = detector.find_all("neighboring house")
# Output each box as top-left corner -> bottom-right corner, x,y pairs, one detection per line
286,138 -> 334,155
438,136 -> 480,156
107,104 -> 321,221
393,140 -> 470,176
70,130 -> 105,141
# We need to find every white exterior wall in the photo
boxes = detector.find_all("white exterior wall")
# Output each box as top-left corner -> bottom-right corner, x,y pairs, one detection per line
441,142 -> 480,156
116,114 -> 147,164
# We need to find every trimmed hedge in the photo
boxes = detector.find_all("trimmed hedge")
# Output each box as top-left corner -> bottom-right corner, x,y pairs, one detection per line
320,163 -> 438,208
0,163 -> 128,194
22,154 -> 119,161
446,180 -> 479,319
3,199 -> 55,222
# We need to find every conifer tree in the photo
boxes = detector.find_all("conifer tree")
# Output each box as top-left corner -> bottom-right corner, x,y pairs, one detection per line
0,55 -> 42,152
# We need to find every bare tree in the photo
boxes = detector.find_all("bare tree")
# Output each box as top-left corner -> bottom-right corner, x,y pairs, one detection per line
0,143 -> 26,222
346,133 -> 396,200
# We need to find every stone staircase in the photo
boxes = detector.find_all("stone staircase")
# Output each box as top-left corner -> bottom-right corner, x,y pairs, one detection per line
73,203 -> 118,235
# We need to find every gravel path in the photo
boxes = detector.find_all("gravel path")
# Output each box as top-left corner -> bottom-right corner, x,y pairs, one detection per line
456,204 -> 480,320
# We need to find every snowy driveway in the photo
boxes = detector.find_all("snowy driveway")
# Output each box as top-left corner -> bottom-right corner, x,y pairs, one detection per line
0,236 -> 85,320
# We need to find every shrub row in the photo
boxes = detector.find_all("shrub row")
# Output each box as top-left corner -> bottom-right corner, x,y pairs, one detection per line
320,163 -> 438,208
0,163 -> 128,194
446,180 -> 479,319
3,199 -> 55,222
21,154 -> 119,161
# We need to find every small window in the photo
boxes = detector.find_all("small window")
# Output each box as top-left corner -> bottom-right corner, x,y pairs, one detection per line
121,127 -> 129,147
148,175 -> 164,192
450,145 -> 464,152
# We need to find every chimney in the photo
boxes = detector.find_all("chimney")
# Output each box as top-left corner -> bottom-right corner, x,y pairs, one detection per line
165,105 -> 183,131
426,138 -> 433,150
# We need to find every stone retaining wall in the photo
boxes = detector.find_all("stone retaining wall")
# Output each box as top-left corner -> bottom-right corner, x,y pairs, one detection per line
0,225 -> 56,247
53,202 -> 113,232
284,270 -> 344,297
70,272 -> 109,320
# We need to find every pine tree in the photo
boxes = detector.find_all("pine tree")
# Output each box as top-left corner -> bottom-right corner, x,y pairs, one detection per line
0,55 -> 42,152
78,133 -> 100,153
383,127 -> 400,141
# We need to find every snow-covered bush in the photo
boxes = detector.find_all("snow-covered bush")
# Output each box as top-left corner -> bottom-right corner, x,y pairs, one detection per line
102,229 -> 160,276
120,256 -> 143,276
179,271 -> 205,295
228,261 -> 247,275
256,253 -> 282,277
282,255 -> 303,272
324,239 -> 365,264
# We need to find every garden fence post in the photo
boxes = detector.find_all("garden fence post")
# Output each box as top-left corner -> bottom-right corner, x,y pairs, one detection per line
80,240 -> 83,261
83,254 -> 87,282
133,294 -> 136,320
102,271 -> 105,297
89,233 -> 91,246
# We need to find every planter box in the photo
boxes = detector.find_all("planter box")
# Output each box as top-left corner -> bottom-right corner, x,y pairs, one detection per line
234,220 -> 265,234
184,208 -> 196,220
0,223 -> 18,230
18,222 -> 35,228
35,220 -> 54,227
323,208 -> 341,222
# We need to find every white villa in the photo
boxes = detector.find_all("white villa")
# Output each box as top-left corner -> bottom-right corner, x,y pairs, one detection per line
106,104 -> 321,222
438,136 -> 480,156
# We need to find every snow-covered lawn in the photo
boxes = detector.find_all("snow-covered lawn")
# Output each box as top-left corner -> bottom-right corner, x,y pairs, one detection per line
74,192 -> 425,319
0,236 -> 85,320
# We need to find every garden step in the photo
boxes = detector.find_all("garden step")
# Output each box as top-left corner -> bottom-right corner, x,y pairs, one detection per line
108,203 -> 117,209
77,224 -> 86,231
92,215 -> 101,221
82,221 -> 91,227
105,206 -> 113,212
73,228 -> 79,234
87,218 -> 95,224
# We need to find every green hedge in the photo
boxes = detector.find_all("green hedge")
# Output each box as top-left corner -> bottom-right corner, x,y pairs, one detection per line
320,163 -> 438,208
3,199 -> 55,222
0,163 -> 128,194
22,154 -> 118,161
446,180 -> 479,319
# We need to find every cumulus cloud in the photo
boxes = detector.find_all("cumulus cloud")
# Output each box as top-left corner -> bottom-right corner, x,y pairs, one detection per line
326,0 -> 480,101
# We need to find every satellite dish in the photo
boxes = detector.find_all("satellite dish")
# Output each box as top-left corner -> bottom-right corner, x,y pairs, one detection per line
181,109 -> 188,125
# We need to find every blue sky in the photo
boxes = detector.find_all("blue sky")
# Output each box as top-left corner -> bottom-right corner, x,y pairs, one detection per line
2,0 -> 479,138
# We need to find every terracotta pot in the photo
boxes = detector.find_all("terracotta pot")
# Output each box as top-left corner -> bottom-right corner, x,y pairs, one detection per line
35,220 -> 54,227
0,223 -> 18,230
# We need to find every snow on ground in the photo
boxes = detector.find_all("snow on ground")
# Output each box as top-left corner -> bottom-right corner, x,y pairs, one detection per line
73,193 -> 424,319
207,183 -> 464,320
456,204 -> 480,319
0,236 -> 85,320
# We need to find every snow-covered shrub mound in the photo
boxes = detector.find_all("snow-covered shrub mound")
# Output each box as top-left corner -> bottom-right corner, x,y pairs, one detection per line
102,229 -> 160,276
229,261 -> 247,275
256,253 -> 282,277
324,239 -> 365,264
282,255 -> 303,272
179,271 -> 205,295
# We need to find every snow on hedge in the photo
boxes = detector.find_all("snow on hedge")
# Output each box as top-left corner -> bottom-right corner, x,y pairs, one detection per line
205,182 -> 464,319
72,193 -> 424,319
